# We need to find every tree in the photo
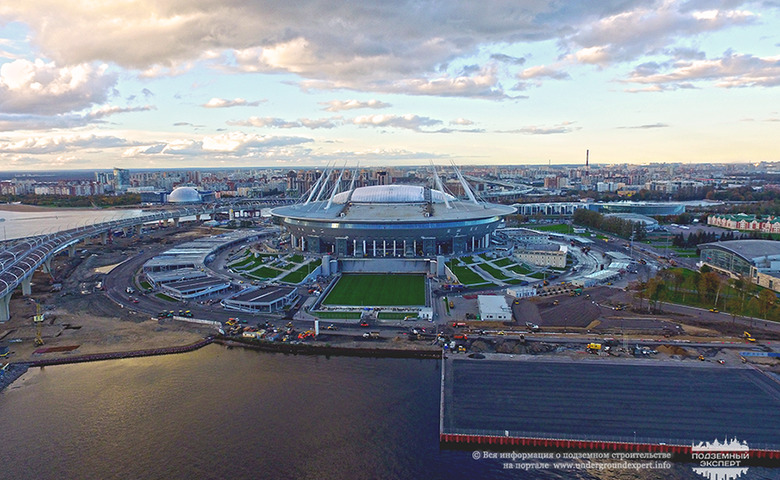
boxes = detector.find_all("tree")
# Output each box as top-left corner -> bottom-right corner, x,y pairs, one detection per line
698,271 -> 723,306
670,270 -> 685,296
758,289 -> 776,319
732,274 -> 751,319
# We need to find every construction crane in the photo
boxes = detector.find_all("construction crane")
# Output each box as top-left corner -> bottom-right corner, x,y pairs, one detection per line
34,302 -> 45,346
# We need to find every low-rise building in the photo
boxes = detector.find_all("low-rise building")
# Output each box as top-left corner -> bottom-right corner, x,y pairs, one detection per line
477,295 -> 512,321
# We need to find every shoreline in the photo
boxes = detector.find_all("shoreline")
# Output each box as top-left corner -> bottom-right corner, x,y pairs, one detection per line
0,335 -> 442,393
215,337 -> 443,359
0,203 -> 105,213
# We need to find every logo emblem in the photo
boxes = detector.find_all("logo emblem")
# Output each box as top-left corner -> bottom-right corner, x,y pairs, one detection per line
691,438 -> 749,480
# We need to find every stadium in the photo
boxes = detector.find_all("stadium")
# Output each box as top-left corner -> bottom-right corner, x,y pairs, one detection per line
270,167 -> 515,257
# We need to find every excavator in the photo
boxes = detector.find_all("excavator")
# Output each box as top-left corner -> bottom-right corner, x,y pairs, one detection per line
743,331 -> 757,343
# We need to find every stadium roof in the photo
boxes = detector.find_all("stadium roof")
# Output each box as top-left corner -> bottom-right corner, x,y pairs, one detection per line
332,185 -> 454,204
699,240 -> 780,262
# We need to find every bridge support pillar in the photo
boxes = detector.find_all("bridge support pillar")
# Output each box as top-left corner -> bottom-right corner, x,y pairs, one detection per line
22,276 -> 31,296
173,217 -> 180,228
196,214 -> 201,221
122,227 -> 129,237
0,293 -> 9,322
135,224 -> 142,236
68,244 -> 77,257
100,232 -> 108,245
41,257 -> 52,274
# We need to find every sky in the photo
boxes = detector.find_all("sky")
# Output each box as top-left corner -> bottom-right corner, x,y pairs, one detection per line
0,0 -> 779,171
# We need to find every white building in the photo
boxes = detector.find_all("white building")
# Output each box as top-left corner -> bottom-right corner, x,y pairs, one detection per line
477,295 -> 512,321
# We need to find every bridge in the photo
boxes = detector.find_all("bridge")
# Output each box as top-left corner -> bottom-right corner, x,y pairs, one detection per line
0,199 -> 293,322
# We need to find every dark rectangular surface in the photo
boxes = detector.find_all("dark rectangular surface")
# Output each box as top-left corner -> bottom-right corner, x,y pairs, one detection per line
443,359 -> 780,448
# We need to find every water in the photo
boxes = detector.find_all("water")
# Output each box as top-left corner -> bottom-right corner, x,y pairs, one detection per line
0,207 -> 144,241
0,346 -> 773,479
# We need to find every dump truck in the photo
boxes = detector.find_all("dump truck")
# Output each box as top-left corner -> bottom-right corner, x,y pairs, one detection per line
586,343 -> 601,353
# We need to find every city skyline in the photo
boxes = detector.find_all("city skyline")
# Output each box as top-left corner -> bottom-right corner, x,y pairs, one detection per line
1,1 -> 779,171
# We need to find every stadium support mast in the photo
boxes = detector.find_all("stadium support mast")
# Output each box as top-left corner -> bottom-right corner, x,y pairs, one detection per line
314,165 -> 333,202
430,163 -> 451,209
452,162 -> 480,206
325,166 -> 346,210
304,163 -> 330,205
344,164 -> 360,204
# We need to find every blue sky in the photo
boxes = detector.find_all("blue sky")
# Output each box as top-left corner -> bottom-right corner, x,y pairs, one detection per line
0,1 -> 779,171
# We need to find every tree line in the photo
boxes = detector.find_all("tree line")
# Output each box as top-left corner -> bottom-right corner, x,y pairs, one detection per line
671,230 -> 746,249
0,193 -> 141,208
572,208 -> 647,240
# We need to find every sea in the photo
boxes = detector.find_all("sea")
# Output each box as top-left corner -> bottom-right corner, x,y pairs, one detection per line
1,345 -> 772,480
0,207 -> 145,241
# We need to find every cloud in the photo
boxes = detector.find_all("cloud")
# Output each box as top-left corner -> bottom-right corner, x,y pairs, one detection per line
617,123 -> 670,129
0,1 -> 648,98
228,117 -> 301,129
625,51 -> 780,88
352,114 -> 442,131
490,53 -> 526,65
123,131 -> 313,157
0,133 -> 134,154
0,105 -> 155,131
517,65 -> 571,85
227,116 -> 341,129
0,59 -> 116,114
203,97 -> 264,108
564,3 -> 758,66
496,121 -> 580,135
321,99 -> 391,112
450,118 -> 474,126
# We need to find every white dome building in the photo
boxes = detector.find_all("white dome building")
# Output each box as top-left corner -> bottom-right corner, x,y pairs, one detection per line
167,186 -> 202,204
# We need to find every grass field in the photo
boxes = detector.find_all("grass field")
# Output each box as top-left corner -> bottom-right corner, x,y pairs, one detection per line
479,263 -> 509,280
248,266 -> 283,279
280,259 -> 322,284
521,223 -> 572,234
509,264 -> 533,275
491,258 -> 514,267
377,311 -> 418,320
311,311 -> 362,319
322,274 -> 425,306
447,261 -> 489,286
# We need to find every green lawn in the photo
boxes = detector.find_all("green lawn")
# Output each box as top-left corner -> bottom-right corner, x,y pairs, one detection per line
522,223 -> 572,234
480,263 -> 509,280
228,256 -> 254,268
248,266 -> 283,279
311,311 -> 362,319
377,311 -> 418,320
509,264 -> 533,275
322,274 -> 425,306
460,256 -> 479,264
447,262 -> 489,286
492,257 -> 514,267
280,259 -> 322,284
155,293 -> 178,302
289,254 -> 304,263
139,280 -> 152,290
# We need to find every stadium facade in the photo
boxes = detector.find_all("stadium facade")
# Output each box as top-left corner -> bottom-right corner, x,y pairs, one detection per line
271,167 -> 515,257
